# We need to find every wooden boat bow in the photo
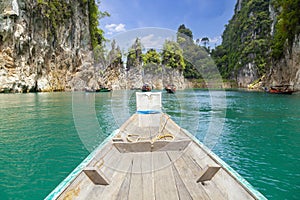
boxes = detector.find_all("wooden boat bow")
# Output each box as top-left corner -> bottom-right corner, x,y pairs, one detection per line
45,92 -> 267,200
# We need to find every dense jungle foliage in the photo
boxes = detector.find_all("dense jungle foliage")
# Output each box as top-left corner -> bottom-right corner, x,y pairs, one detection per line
106,24 -> 212,80
211,0 -> 300,80
20,0 -> 300,83
36,0 -> 107,49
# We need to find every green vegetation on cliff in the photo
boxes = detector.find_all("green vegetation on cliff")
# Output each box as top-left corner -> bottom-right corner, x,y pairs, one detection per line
87,0 -> 109,48
36,0 -> 108,49
126,38 -> 143,70
211,0 -> 272,79
107,40 -> 122,66
36,0 -> 72,37
103,24 -> 216,81
271,0 -> 300,59
211,0 -> 300,82
142,49 -> 161,65
162,40 -> 185,70
125,37 -> 186,71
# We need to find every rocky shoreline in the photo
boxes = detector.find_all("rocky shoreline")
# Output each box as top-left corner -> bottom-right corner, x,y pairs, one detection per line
1,0 -> 299,93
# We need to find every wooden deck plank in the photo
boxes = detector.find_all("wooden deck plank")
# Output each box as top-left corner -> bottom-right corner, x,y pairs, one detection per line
88,153 -> 133,200
180,150 -> 225,200
57,172 -> 92,200
207,168 -> 255,200
185,142 -> 217,168
141,153 -> 154,200
115,159 -> 133,200
185,142 -> 254,199
58,145 -> 120,200
167,151 -> 211,200
170,160 -> 193,200
153,152 -> 179,200
85,146 -> 123,199
88,142 -> 115,167
187,143 -> 255,199
128,153 -> 143,200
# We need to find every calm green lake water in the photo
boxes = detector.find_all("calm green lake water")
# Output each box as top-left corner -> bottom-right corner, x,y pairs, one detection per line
0,90 -> 299,199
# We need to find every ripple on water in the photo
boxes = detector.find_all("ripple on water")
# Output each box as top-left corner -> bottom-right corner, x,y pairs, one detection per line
0,91 -> 300,200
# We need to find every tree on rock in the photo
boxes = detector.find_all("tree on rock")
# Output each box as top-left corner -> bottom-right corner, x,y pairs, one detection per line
142,49 -> 161,65
106,40 -> 123,68
126,38 -> 143,70
201,37 -> 209,48
162,40 -> 185,70
177,24 -> 193,40
142,48 -> 162,73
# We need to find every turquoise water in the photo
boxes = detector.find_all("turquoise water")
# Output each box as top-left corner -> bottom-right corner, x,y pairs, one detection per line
0,91 -> 299,199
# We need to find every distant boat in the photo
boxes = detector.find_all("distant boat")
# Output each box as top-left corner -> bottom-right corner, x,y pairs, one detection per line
96,88 -> 112,92
85,88 -> 112,93
46,92 -> 266,200
85,88 -> 96,93
265,85 -> 294,95
165,85 -> 176,93
142,84 -> 151,92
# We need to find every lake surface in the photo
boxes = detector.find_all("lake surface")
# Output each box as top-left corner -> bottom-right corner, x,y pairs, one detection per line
0,90 -> 299,199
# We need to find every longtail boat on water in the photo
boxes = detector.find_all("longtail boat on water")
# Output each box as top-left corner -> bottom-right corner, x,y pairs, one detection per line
265,85 -> 294,94
46,92 -> 266,200
141,84 -> 151,92
165,85 -> 176,93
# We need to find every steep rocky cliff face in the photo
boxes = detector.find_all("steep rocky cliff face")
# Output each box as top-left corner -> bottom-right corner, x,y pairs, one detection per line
263,2 -> 300,90
0,0 -> 98,92
99,63 -> 185,90
96,36 -> 186,90
264,36 -> 300,90
213,0 -> 300,90
212,0 -> 272,87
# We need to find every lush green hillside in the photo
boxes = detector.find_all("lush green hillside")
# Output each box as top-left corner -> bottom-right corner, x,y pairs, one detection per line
212,0 -> 272,80
211,0 -> 300,84
271,0 -> 300,59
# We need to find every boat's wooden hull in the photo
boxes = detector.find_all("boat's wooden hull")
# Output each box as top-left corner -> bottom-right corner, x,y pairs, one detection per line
165,88 -> 176,93
165,86 -> 176,93
268,89 -> 294,94
46,113 -> 266,200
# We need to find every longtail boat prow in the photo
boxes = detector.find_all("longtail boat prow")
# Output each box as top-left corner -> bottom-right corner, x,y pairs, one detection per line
46,92 -> 266,200
264,85 -> 294,94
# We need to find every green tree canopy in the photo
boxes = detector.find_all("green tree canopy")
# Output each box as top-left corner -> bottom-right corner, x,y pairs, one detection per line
87,0 -> 110,49
201,37 -> 209,47
211,0 -> 272,79
177,24 -> 193,44
162,40 -> 185,70
106,40 -> 122,67
126,38 -> 143,70
271,0 -> 300,59
142,49 -> 161,65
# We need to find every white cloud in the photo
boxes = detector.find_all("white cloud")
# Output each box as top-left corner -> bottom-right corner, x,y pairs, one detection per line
140,34 -> 174,50
105,24 -> 126,35
208,36 -> 222,46
195,36 -> 222,48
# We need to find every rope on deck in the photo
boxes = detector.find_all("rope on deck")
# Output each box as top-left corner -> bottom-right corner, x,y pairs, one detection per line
126,133 -> 175,143
125,113 -> 175,143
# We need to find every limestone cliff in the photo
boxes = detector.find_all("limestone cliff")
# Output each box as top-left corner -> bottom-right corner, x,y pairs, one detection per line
213,0 -> 300,90
264,36 -> 300,90
98,63 -> 185,90
0,0 -> 98,92
262,2 -> 300,91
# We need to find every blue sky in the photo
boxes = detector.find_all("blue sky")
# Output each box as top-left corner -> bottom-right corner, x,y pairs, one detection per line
99,0 -> 236,46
